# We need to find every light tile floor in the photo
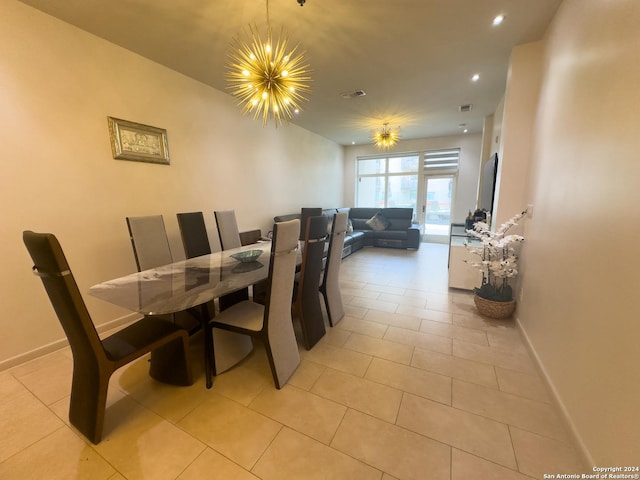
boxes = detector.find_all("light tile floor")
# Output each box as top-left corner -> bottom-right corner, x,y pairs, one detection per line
0,244 -> 588,479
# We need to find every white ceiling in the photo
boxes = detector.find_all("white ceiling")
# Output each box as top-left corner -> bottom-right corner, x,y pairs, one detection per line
18,0 -> 562,146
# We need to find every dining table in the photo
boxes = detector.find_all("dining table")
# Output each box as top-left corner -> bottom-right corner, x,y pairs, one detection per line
88,241 -> 277,388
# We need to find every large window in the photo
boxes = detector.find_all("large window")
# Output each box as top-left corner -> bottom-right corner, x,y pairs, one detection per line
356,154 -> 419,216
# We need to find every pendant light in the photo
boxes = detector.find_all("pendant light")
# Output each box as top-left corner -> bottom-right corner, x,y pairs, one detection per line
225,0 -> 311,127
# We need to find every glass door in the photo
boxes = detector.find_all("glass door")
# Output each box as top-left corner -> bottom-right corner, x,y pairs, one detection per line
423,175 -> 454,243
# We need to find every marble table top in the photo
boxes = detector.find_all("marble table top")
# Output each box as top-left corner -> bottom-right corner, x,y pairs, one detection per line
89,242 -> 273,315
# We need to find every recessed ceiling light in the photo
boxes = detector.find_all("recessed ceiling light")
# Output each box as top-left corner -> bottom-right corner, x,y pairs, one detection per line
493,14 -> 505,26
464,129 -> 468,133
471,74 -> 480,82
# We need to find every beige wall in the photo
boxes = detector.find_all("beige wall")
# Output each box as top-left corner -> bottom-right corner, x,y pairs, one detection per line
0,2 -> 344,366
343,134 -> 483,224
502,0 -> 640,465
493,42 -> 543,227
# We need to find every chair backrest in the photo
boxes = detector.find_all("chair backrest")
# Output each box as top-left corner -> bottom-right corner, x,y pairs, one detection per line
295,215 -> 329,348
263,219 -> 300,387
324,211 -> 348,282
176,212 -> 211,258
322,212 -> 348,326
126,215 -> 173,271
239,229 -> 262,246
214,210 -> 242,250
299,207 -> 323,240
22,231 -> 105,364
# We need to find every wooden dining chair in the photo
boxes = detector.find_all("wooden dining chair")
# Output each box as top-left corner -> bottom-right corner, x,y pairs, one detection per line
23,231 -> 193,444
299,207 -> 323,240
126,215 -> 200,333
320,211 -> 348,326
239,229 -> 262,246
292,215 -> 329,349
209,219 -> 301,389
177,211 -> 250,312
175,212 -> 255,383
176,211 -> 212,258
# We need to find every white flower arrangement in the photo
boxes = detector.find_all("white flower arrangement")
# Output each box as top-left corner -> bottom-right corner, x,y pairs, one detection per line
465,209 -> 527,302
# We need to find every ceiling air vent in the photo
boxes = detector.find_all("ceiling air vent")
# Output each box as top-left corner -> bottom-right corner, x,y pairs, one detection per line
459,104 -> 473,112
341,89 -> 367,99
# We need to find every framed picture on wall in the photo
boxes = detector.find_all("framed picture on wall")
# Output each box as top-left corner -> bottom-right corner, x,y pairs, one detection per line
107,117 -> 170,165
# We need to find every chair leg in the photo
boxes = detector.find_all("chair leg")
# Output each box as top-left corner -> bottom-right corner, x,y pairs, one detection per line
68,365 -> 111,444
149,337 -> 193,386
320,282 -> 345,327
199,302 -> 216,389
261,328 -> 300,390
262,340 -> 284,389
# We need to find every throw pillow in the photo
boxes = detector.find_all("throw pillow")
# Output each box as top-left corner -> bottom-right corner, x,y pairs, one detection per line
347,219 -> 354,233
366,212 -> 390,231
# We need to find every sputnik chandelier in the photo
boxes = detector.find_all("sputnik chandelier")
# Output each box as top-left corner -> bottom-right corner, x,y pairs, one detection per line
225,0 -> 311,127
373,123 -> 400,150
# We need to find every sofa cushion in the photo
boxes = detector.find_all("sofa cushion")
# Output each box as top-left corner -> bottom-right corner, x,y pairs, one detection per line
349,207 -> 380,220
274,213 -> 300,223
351,218 -> 370,230
366,212 -> 390,231
345,230 -> 366,245
387,218 -> 411,230
374,230 -> 408,240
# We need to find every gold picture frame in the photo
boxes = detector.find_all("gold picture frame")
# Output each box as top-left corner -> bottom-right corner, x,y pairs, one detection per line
107,117 -> 170,164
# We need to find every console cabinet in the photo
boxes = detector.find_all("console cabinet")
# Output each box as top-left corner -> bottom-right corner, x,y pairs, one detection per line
448,224 -> 482,290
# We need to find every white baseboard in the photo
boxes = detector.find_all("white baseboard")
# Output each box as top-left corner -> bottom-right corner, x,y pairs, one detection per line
0,313 -> 141,372
515,316 -> 594,469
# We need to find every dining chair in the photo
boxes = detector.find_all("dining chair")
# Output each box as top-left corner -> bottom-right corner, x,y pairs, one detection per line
175,212 -> 254,381
176,211 -> 212,259
177,212 -> 249,311
320,211 -> 348,326
126,215 -> 200,332
126,215 -> 173,271
209,219 -> 301,389
239,229 -> 262,246
214,209 -> 242,250
299,207 -> 323,241
292,214 -> 329,349
215,210 -> 268,305
23,231 -> 193,444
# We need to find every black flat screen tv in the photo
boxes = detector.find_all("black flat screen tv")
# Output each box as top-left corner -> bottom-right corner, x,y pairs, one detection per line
480,153 -> 498,213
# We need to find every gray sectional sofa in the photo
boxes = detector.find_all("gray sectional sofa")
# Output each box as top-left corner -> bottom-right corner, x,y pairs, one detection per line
274,207 -> 420,258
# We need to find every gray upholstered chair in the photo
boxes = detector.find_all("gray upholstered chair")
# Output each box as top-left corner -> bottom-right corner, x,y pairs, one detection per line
126,215 -> 173,271
209,219 -> 301,389
212,210 -> 251,309
320,212 -> 348,326
214,210 -> 242,250
126,215 -> 200,332
292,215 -> 329,349
23,231 -> 193,444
